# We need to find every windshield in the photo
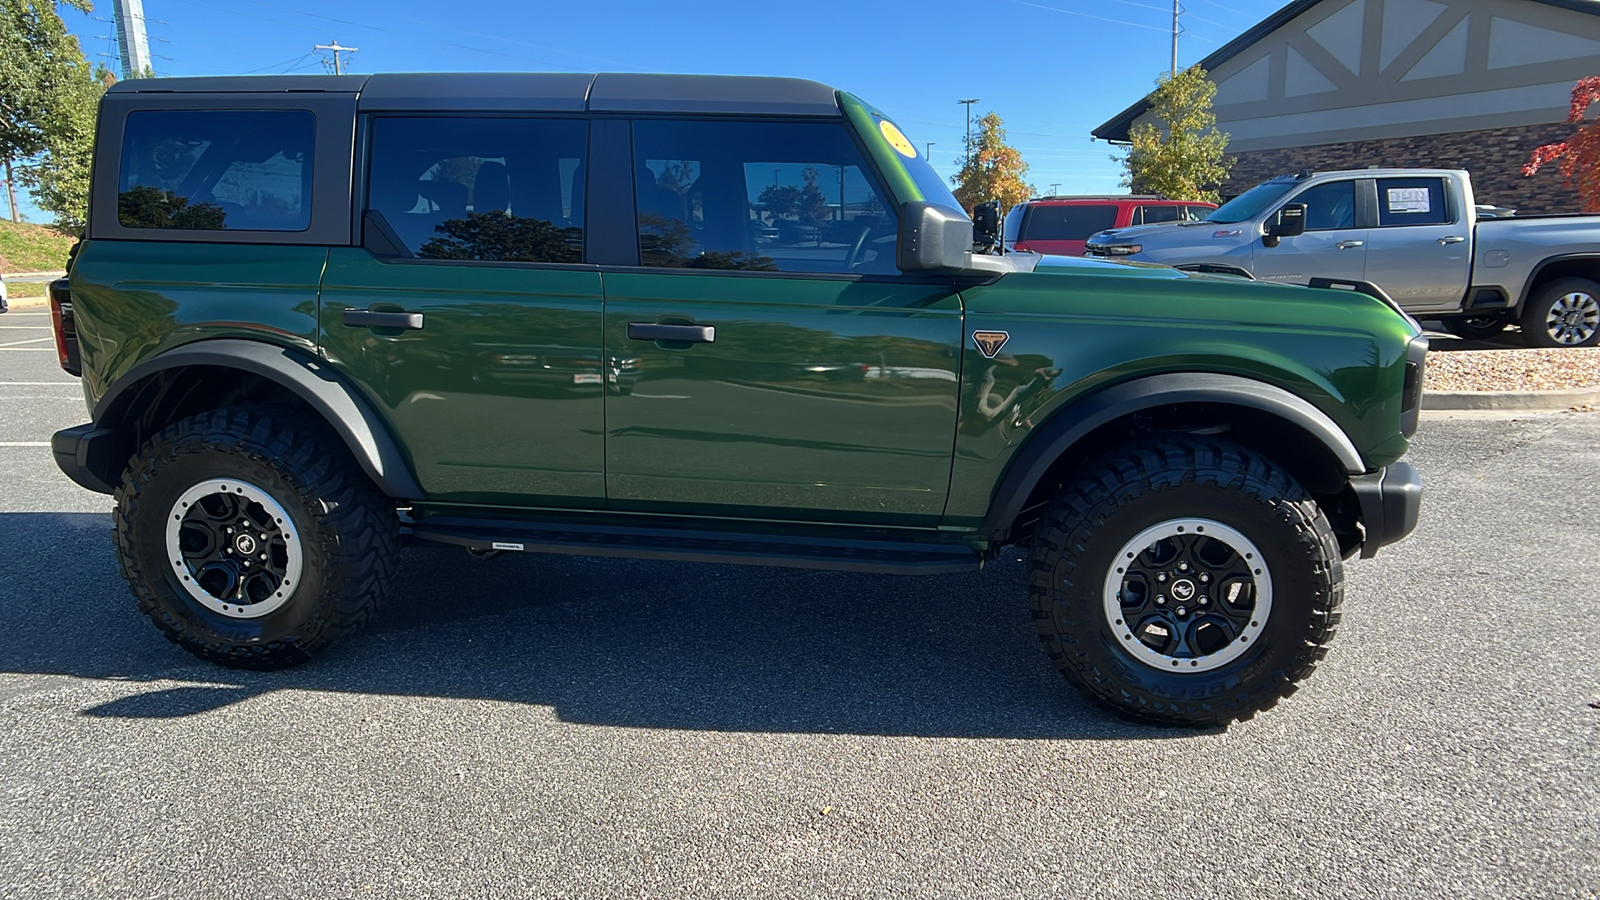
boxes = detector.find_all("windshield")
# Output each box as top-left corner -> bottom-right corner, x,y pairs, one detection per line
1206,180 -> 1297,224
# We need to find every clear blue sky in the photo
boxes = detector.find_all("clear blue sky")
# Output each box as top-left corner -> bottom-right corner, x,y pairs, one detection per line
19,0 -> 1289,222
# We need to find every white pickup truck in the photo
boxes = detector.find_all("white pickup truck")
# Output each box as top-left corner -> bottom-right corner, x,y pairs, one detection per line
1084,168 -> 1600,347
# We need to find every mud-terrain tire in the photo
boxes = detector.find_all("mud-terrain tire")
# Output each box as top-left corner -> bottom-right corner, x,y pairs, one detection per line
114,406 -> 399,669
1441,315 -> 1507,341
1520,278 -> 1600,348
1028,437 -> 1343,727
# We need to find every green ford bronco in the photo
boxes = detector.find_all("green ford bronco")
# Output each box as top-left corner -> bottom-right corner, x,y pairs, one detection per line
49,73 -> 1425,726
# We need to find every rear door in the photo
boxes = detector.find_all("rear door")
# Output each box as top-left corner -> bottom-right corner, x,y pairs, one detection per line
1362,175 -> 1471,313
319,115 -> 607,507
600,117 -> 963,525
1251,178 -> 1368,286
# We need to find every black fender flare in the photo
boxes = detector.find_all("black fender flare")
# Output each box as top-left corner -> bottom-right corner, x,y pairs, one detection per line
1517,252 -> 1600,311
981,372 -> 1365,541
94,339 -> 424,499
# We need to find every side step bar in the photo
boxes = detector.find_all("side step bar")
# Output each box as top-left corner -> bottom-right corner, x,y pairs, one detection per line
408,517 -> 983,575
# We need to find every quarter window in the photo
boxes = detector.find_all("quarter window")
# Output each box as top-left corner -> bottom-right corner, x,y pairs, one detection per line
365,117 -> 587,263
631,120 -> 898,274
118,110 -> 313,231
1376,177 -> 1451,227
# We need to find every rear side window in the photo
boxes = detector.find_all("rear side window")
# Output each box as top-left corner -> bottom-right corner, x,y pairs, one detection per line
118,110 -> 313,231
1021,204 -> 1117,240
1136,205 -> 1182,225
1376,177 -> 1451,227
631,119 -> 898,274
365,117 -> 587,263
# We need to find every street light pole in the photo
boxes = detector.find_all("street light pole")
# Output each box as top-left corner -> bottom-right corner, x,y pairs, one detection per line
958,99 -> 980,152
925,142 -> 935,161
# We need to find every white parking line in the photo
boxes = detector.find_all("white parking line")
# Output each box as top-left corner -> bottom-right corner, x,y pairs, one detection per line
0,382 -> 78,386
0,348 -> 55,351
0,312 -> 49,316
0,442 -> 50,447
0,337 -> 53,347
0,325 -> 52,329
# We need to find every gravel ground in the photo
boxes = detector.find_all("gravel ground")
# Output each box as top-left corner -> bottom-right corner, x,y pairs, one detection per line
1423,347 -> 1599,392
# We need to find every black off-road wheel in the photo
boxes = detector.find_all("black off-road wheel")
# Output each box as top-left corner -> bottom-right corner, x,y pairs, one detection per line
114,407 -> 400,669
1028,437 -> 1343,727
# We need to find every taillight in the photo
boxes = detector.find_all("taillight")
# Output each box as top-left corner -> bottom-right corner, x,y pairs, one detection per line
48,279 -> 80,376
1013,242 -> 1030,253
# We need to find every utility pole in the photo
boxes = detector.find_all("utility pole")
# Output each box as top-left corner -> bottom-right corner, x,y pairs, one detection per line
112,0 -> 153,79
958,99 -> 980,152
925,142 -> 935,161
315,40 -> 359,75
1171,0 -> 1182,76
1049,183 -> 1060,196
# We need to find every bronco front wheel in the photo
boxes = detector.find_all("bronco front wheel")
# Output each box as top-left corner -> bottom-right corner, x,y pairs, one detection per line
1028,437 -> 1343,727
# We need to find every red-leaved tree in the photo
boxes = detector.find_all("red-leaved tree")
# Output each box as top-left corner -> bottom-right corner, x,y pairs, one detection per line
1523,76 -> 1600,211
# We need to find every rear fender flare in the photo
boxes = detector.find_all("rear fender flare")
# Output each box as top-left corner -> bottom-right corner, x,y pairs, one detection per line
95,339 -> 423,499
981,372 -> 1365,540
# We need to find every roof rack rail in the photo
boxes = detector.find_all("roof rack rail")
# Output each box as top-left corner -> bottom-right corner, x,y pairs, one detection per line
1029,194 -> 1172,201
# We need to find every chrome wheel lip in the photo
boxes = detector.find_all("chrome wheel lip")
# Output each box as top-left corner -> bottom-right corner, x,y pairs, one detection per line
165,479 -> 302,619
1545,291 -> 1600,346
1102,517 -> 1272,674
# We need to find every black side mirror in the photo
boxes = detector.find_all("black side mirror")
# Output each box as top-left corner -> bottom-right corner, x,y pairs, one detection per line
972,200 -> 1001,252
1265,203 -> 1307,247
897,201 -> 974,273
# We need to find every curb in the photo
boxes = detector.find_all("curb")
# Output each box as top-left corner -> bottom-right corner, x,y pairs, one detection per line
1423,387 -> 1600,411
1,271 -> 66,280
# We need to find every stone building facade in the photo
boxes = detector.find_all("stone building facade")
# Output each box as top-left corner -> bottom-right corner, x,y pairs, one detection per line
1095,0 -> 1600,214
1224,121 -> 1579,213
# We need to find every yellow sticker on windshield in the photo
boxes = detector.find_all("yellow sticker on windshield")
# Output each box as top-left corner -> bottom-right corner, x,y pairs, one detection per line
879,120 -> 917,158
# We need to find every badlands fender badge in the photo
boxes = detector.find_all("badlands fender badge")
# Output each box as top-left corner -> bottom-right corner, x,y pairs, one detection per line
973,330 -> 1010,358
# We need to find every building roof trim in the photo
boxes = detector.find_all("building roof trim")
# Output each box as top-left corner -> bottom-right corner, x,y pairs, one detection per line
1090,0 -> 1600,142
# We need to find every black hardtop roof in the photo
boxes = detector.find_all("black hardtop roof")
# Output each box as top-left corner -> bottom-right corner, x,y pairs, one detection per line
106,72 -> 843,117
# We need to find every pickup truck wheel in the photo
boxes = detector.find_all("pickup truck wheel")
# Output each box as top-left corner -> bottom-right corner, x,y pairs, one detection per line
1028,437 -> 1343,727
1521,278 -> 1600,347
113,407 -> 400,670
1441,315 -> 1507,341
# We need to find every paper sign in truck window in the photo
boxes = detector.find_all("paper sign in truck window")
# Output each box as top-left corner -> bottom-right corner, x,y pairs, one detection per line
1387,188 -> 1431,214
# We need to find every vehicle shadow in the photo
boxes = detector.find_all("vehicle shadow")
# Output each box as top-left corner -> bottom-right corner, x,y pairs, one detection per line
0,512 -> 1181,740
1418,321 -> 1527,352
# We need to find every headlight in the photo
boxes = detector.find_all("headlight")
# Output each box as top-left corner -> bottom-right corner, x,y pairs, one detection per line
1100,244 -> 1143,256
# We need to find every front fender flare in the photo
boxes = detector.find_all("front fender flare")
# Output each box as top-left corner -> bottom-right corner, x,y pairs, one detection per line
981,372 -> 1365,541
95,339 -> 424,500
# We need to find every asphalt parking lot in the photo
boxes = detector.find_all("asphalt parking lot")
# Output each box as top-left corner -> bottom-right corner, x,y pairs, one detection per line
1,312 -> 1596,899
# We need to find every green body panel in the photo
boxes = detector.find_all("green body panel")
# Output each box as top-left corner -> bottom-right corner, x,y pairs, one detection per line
602,272 -> 962,524
943,259 -> 1419,526
318,249 -> 606,506
69,241 -> 326,410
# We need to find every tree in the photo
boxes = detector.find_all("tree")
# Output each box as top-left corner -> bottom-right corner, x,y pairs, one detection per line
797,166 -> 830,228
1,0 -> 100,227
1523,77 -> 1600,212
1117,65 -> 1233,203
950,112 -> 1034,214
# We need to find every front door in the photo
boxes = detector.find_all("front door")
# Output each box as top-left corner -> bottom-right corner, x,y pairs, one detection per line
602,118 -> 963,524
319,115 -> 606,507
1252,178 -> 1368,287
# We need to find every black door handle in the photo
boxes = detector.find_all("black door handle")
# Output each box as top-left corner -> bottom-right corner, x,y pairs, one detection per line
343,309 -> 424,330
627,322 -> 715,343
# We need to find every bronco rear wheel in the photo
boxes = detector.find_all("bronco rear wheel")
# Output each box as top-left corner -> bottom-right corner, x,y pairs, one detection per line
114,407 -> 400,669
1028,437 -> 1343,727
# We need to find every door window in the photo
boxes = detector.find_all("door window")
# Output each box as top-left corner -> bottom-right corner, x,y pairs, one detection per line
631,119 -> 898,274
365,117 -> 587,263
1289,181 -> 1357,231
1376,177 -> 1451,227
118,109 -> 313,231
1185,205 -> 1214,221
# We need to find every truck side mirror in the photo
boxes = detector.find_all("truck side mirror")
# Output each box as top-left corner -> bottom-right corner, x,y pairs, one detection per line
1265,203 -> 1306,247
897,201 -> 974,272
